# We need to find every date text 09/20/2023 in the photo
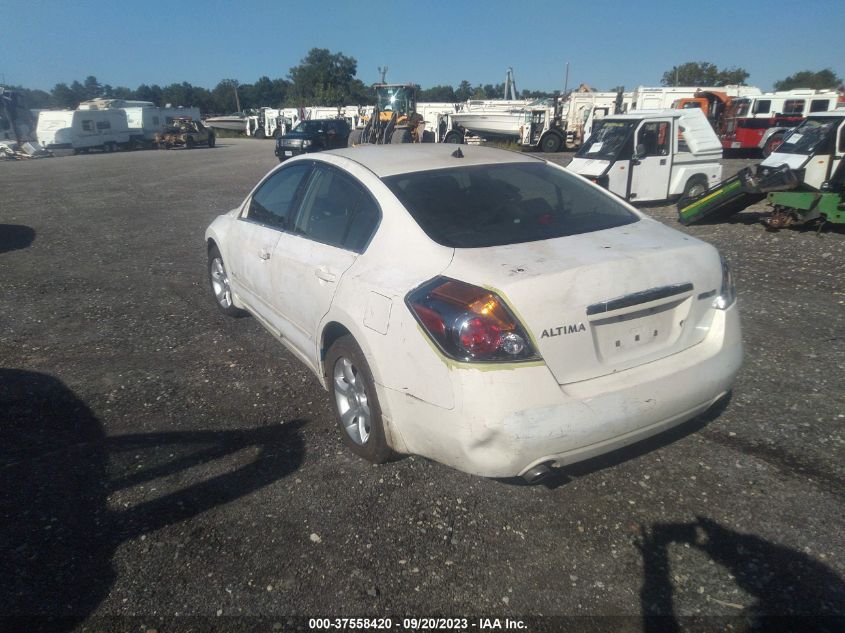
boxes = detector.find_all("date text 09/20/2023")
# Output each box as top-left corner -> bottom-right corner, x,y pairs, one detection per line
308,617 -> 527,630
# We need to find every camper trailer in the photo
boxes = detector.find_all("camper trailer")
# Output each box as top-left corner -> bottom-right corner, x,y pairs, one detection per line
567,108 -> 723,202
37,109 -> 130,153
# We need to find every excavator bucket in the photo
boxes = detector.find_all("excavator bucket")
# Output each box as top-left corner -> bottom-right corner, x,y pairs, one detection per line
677,165 -> 802,225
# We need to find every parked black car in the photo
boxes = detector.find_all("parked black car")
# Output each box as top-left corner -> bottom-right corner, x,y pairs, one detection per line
275,119 -> 351,162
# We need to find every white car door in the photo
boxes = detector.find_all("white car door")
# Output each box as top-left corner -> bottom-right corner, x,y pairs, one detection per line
226,162 -> 312,319
269,163 -> 381,359
629,119 -> 673,202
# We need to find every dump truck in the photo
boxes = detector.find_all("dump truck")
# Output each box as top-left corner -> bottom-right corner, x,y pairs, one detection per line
678,111 -> 845,228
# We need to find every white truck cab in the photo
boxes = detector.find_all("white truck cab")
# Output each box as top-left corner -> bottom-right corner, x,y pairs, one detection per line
567,109 -> 723,203
759,111 -> 845,190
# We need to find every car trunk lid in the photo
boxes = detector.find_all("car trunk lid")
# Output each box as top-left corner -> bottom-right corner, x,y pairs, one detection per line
442,219 -> 722,384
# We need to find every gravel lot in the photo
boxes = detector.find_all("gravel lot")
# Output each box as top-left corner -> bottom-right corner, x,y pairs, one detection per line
1,139 -> 843,632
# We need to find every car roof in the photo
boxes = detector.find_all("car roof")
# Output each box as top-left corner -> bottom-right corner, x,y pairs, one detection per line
322,143 -> 542,178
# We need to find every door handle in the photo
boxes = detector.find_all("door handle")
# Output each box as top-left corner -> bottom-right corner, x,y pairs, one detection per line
258,250 -> 271,260
314,268 -> 337,283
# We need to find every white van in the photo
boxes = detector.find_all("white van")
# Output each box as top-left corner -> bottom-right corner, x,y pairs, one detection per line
567,109 -> 723,202
37,109 -> 130,153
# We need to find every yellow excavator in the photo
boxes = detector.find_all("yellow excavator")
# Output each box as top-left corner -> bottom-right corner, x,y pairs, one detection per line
349,83 -> 433,145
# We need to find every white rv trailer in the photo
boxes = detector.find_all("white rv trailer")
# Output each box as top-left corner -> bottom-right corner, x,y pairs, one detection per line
37,109 -> 130,153
567,108 -> 723,202
77,98 -> 200,147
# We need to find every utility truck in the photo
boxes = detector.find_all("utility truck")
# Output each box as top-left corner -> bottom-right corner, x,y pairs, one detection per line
678,111 -> 845,228
519,91 -> 632,152
567,108 -> 723,203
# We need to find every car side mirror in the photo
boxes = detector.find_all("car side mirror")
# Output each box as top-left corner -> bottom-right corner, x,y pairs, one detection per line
634,143 -> 646,158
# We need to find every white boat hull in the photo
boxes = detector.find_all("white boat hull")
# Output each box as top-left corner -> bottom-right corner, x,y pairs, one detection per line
451,111 -> 524,136
204,117 -> 247,131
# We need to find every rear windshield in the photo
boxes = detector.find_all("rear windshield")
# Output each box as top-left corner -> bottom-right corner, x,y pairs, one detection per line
383,162 -> 638,248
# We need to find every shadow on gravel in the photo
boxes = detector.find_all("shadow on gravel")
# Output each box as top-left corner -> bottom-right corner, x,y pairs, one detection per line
0,368 -> 305,632
504,395 -> 732,490
638,516 -> 845,632
0,224 -> 35,254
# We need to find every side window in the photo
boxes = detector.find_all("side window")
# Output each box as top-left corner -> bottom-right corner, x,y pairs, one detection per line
753,100 -> 771,115
96,120 -> 111,130
636,121 -> 670,156
247,163 -> 311,229
82,120 -> 94,131
783,100 -> 804,114
839,128 -> 845,153
345,192 -> 380,252
810,99 -> 830,113
294,165 -> 380,251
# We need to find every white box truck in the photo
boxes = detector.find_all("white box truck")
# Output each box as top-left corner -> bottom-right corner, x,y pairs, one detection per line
37,109 -> 130,153
567,108 -> 723,202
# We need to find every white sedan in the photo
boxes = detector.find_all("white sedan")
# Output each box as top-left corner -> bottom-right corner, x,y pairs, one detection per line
205,144 -> 742,482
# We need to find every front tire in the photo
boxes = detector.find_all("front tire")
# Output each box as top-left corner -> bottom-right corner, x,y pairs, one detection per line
762,134 -> 783,158
444,130 -> 464,144
326,335 -> 395,463
348,128 -> 364,146
208,245 -> 245,317
539,133 -> 562,153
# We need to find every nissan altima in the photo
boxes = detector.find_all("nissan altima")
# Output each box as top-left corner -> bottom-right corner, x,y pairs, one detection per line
204,144 -> 742,481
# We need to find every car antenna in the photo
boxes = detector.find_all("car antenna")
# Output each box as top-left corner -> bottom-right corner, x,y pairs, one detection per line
451,148 -> 464,158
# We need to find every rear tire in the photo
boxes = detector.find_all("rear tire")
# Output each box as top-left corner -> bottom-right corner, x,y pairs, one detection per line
186,136 -> 195,149
444,130 -> 464,144
326,335 -> 395,464
207,134 -> 216,148
682,175 -> 708,200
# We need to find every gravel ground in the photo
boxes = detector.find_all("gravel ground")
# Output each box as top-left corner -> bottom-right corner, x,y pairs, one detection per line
1,139 -> 843,632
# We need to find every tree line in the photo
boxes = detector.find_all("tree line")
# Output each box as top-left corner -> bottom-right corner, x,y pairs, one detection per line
7,50 -> 841,113
660,62 -> 841,91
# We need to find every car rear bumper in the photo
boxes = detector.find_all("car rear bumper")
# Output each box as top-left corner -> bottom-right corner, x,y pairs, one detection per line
379,305 -> 742,478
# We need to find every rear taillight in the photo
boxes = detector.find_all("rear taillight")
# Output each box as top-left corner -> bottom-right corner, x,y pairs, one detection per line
406,277 -> 539,362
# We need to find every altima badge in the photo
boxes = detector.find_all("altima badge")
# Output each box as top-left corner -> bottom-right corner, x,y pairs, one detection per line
541,323 -> 586,338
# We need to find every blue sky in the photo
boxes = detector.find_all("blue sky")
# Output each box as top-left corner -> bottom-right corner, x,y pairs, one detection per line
3,0 -> 843,93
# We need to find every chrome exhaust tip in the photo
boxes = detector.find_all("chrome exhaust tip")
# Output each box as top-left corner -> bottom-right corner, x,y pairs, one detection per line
521,462 -> 553,484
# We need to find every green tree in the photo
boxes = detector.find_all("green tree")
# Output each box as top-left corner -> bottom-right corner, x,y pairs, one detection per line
454,80 -> 473,102
418,84 -> 456,102
661,62 -> 749,86
51,83 -> 77,108
83,75 -> 102,99
774,69 -> 842,91
287,48 -> 361,107
135,84 -> 163,106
